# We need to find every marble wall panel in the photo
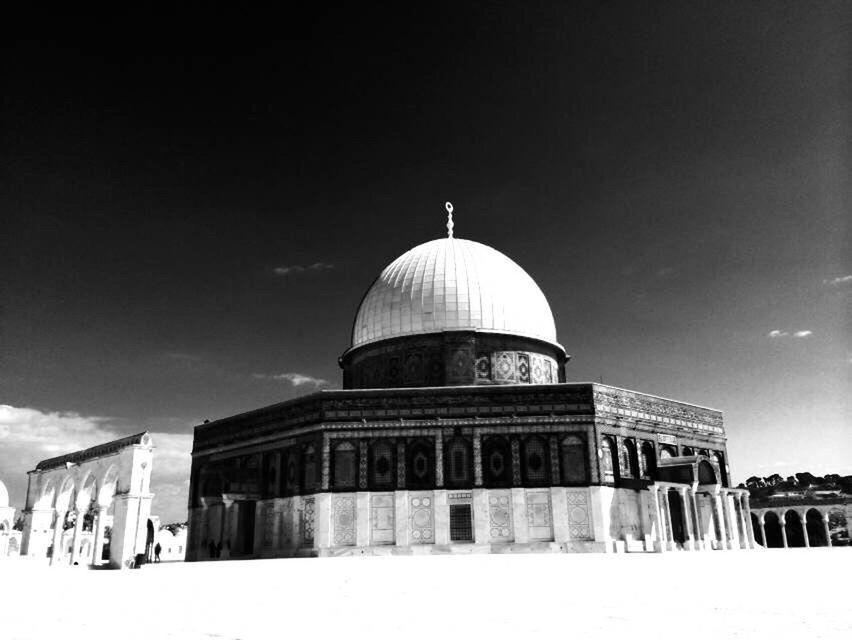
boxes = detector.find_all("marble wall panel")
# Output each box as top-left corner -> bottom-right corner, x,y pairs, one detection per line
333,494 -> 356,546
565,488 -> 592,540
371,493 -> 395,544
408,491 -> 434,544
526,489 -> 553,541
488,490 -> 513,542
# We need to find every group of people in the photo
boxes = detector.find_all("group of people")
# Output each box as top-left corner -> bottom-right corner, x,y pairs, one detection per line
204,538 -> 231,560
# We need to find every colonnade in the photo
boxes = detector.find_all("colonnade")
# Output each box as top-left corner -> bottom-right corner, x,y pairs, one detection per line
651,482 -> 755,551
752,506 -> 834,549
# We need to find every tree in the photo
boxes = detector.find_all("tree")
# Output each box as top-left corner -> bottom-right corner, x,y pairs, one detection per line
795,472 -> 817,487
13,514 -> 25,531
745,476 -> 765,489
764,474 -> 784,487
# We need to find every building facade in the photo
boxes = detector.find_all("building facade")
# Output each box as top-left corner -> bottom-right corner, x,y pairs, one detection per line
187,226 -> 755,558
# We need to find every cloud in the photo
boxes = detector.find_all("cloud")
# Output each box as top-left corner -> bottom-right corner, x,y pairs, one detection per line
273,262 -> 334,277
253,372 -> 331,388
823,275 -> 852,286
767,329 -> 813,338
164,352 -> 202,362
655,267 -> 676,279
0,405 -> 191,522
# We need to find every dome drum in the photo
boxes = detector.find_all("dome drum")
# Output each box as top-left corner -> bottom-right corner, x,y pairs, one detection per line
340,330 -> 567,389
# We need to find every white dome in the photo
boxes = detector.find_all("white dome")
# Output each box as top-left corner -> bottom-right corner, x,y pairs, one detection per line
352,237 -> 560,349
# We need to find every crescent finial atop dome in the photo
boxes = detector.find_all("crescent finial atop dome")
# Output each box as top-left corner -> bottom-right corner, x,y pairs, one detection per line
445,201 -> 454,238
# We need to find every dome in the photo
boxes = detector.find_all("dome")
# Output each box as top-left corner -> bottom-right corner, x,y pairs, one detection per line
0,480 -> 8,508
351,237 -> 561,351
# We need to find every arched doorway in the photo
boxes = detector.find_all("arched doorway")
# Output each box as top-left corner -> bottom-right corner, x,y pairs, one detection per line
805,509 -> 827,547
784,511 -> 805,547
750,513 -> 764,546
640,441 -> 656,480
763,512 -> 783,548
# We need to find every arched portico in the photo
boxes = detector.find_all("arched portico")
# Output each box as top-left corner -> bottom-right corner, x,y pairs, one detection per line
21,432 -> 154,569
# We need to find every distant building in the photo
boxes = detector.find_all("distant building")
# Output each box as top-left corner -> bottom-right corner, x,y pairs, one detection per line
188,219 -> 755,558
748,485 -> 850,548
0,480 -> 17,558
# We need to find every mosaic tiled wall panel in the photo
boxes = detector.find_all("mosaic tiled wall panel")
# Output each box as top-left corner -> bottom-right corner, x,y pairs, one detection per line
488,490 -> 513,541
409,491 -> 434,544
371,493 -> 395,544
565,489 -> 592,540
333,494 -> 356,546
301,497 -> 315,546
526,489 -> 553,541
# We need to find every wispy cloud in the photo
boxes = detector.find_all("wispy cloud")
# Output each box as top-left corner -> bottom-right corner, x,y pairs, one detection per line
823,275 -> 852,286
253,372 -> 331,388
273,262 -> 334,277
768,329 -> 813,338
164,352 -> 202,362
0,405 -> 191,522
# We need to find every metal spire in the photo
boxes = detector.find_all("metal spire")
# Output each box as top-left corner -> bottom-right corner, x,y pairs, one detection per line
445,201 -> 454,238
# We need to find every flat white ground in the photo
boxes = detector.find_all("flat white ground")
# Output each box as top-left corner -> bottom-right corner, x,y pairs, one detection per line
1,548 -> 849,639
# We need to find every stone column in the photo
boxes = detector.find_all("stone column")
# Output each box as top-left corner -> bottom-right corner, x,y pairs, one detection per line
679,488 -> 695,550
69,510 -> 85,565
651,488 -> 665,553
693,492 -> 706,550
662,489 -> 674,551
758,513 -> 766,548
779,512 -> 788,548
49,510 -> 64,566
735,495 -> 749,549
742,495 -> 757,548
799,512 -> 810,548
723,492 -> 738,550
92,506 -> 109,565
822,512 -> 832,547
713,492 -> 728,550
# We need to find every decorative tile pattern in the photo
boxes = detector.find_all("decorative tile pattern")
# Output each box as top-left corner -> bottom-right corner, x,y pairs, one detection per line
301,497 -> 315,546
530,354 -> 545,384
396,441 -> 406,488
435,438 -> 443,487
359,440 -> 369,489
448,346 -> 474,383
475,352 -> 491,380
403,352 -> 424,384
494,351 -> 516,382
473,432 -> 483,486
517,352 -> 530,383
549,435 -> 561,485
526,490 -> 553,541
565,489 -> 592,540
511,438 -> 521,485
408,492 -> 434,544
333,495 -> 356,546
488,491 -> 513,541
370,493 -> 395,544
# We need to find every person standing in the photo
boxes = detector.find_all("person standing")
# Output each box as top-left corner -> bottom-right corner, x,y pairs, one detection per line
154,542 -> 161,562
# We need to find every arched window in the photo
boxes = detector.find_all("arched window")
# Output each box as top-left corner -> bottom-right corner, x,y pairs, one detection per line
601,436 -> 617,484
681,446 -> 694,456
522,435 -> 549,486
332,441 -> 358,490
302,444 -> 318,492
444,437 -> 472,488
407,439 -> 434,489
283,448 -> 299,494
482,436 -> 512,487
659,445 -> 676,460
640,441 -> 656,479
560,435 -> 587,484
711,451 -> 727,486
622,439 -> 639,479
369,440 -> 395,489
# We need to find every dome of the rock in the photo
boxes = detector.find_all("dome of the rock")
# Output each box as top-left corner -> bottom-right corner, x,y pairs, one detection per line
351,237 -> 560,350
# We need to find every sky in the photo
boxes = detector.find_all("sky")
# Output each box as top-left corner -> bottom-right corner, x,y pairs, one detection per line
1,3 -> 850,522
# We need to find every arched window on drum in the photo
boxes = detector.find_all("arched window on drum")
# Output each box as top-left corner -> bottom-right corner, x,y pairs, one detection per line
521,435 -> 550,486
601,436 -> 617,484
560,435 -> 587,485
332,441 -> 358,490
444,437 -> 472,488
621,439 -> 639,479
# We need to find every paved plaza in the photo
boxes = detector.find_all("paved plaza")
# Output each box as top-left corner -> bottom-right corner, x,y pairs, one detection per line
2,548 -> 849,639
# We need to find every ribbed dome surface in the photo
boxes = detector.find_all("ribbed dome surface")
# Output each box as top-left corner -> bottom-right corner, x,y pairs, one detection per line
352,238 -> 559,349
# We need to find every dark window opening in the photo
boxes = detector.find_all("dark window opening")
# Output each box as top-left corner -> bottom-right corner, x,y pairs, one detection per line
449,504 -> 473,542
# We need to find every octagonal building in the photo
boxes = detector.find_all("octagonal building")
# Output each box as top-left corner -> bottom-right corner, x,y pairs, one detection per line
187,221 -> 756,558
